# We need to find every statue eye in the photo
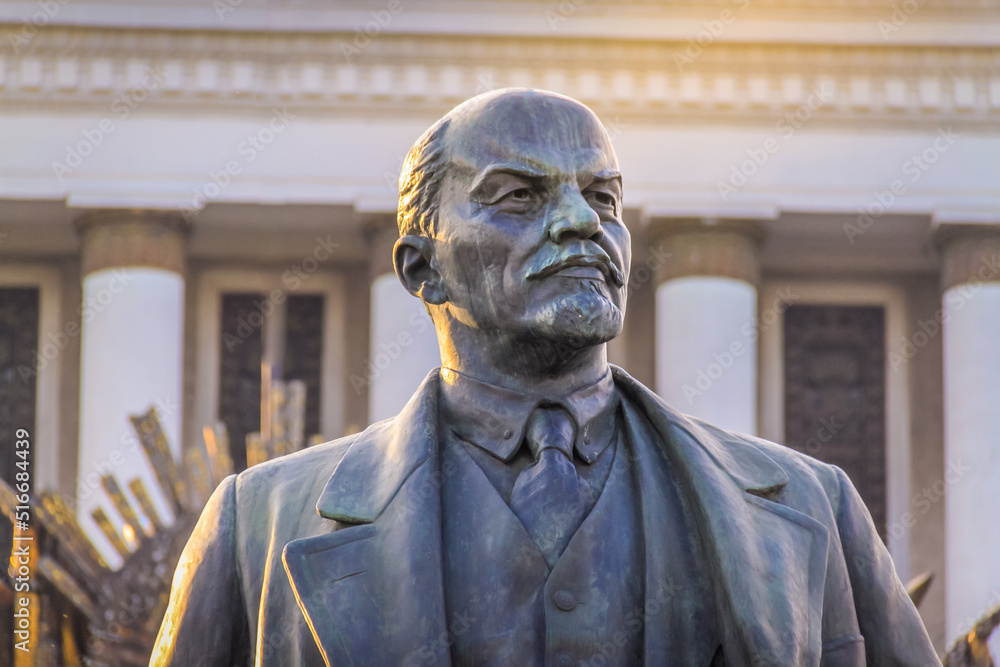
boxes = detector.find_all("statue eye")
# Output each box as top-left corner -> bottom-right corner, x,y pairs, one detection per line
509,188 -> 534,201
586,190 -> 618,212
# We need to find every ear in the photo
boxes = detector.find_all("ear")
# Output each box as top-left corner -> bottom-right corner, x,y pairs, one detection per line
393,235 -> 448,305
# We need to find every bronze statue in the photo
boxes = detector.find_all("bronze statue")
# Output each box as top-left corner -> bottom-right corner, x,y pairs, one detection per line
151,89 -> 939,666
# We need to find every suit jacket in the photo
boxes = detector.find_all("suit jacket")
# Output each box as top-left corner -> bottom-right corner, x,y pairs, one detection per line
150,366 -> 940,667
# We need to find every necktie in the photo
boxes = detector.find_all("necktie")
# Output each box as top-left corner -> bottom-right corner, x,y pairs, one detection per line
509,405 -> 586,568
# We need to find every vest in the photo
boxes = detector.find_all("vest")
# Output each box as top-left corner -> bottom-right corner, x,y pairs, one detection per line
441,430 -> 642,666
440,399 -> 720,666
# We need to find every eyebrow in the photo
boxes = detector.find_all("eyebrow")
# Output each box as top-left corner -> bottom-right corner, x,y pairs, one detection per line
468,162 -> 550,195
469,163 -> 623,197
587,171 -> 623,191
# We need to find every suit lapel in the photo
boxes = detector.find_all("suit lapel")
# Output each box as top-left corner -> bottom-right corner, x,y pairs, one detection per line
613,366 -> 830,667
622,399 -> 717,666
283,370 -> 450,667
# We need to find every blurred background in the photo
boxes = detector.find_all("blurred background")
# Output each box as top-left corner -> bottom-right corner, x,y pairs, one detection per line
0,0 -> 999,663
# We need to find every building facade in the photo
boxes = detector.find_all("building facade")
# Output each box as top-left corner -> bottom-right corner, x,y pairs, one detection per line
1,0 -> 999,652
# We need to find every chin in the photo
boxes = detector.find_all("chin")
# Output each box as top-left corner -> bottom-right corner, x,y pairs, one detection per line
531,290 -> 624,350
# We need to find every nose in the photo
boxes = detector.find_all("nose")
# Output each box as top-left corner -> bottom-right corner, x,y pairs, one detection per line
547,185 -> 603,244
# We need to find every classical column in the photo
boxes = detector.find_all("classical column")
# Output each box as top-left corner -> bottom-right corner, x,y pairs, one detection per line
649,218 -> 764,435
364,215 -> 441,422
75,210 -> 188,565
938,225 -> 1000,640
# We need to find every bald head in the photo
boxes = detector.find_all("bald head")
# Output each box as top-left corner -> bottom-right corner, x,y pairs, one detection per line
397,88 -> 619,238
392,87 -> 631,370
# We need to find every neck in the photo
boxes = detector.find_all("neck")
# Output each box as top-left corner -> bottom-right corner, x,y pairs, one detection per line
437,322 -> 610,396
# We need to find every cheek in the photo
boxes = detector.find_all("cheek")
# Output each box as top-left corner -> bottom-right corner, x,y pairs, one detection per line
612,222 -> 631,254
447,232 -> 514,308
607,226 -> 632,282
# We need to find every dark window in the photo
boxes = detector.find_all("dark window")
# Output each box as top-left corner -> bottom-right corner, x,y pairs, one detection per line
0,288 -> 39,487
784,305 -> 887,539
283,294 -> 324,440
218,293 -> 264,471
0,288 -> 39,667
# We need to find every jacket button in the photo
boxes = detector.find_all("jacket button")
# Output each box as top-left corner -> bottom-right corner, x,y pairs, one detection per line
555,652 -> 575,666
553,589 -> 577,611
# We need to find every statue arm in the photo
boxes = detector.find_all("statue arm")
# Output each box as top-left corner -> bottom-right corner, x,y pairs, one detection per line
149,475 -> 252,666
832,465 -> 941,666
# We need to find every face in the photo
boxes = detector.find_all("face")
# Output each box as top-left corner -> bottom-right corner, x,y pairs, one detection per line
429,91 -> 631,350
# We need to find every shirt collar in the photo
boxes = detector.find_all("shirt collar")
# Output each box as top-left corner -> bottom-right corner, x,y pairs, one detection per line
439,367 -> 618,464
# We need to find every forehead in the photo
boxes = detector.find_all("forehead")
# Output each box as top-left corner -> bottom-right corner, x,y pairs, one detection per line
444,93 -> 619,180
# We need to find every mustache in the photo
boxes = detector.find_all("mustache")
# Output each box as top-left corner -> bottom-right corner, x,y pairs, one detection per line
526,249 -> 625,287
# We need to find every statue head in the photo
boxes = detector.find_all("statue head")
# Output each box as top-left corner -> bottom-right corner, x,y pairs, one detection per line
393,88 -> 631,371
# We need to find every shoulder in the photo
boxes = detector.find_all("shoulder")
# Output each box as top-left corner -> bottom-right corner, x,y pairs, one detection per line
727,425 -> 843,486
612,364 -> 846,505
693,416 -> 848,510
232,434 -> 358,513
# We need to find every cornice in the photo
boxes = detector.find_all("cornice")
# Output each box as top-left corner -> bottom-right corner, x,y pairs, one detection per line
1,1 -> 998,38
1,27 -> 998,129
